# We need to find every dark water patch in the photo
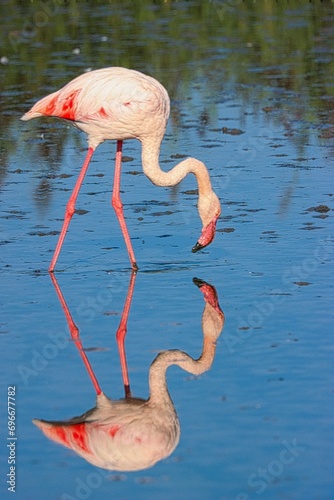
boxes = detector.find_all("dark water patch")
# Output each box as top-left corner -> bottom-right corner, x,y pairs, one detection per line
134,206 -> 148,214
243,208 -> 266,213
226,200 -> 248,207
312,214 -> 329,220
83,346 -> 110,352
9,168 -> 28,174
306,204 -> 330,213
86,191 -> 107,196
151,210 -> 174,217
171,153 -> 187,160
222,127 -> 245,135
138,263 -> 195,274
267,376 -> 285,382
286,333 -> 300,343
17,268 -> 53,277
268,292 -> 293,297
121,155 -> 134,162
300,223 -> 324,230
221,215 -> 235,223
103,311 -> 119,316
209,127 -> 224,133
260,231 -> 279,242
201,143 -> 224,149
182,189 -> 197,195
142,200 -> 173,206
90,173 -> 105,178
101,247 -> 117,251
1,209 -> 28,219
29,230 -> 59,237
125,170 -> 141,175
182,123 -> 198,130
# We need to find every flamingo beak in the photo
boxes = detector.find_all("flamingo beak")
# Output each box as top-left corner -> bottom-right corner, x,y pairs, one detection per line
192,216 -> 219,253
192,241 -> 205,253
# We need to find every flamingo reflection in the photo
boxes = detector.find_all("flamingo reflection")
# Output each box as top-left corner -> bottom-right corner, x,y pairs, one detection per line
33,274 -> 224,471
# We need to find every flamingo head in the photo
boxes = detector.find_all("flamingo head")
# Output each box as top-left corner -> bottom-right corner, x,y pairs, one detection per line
192,191 -> 221,253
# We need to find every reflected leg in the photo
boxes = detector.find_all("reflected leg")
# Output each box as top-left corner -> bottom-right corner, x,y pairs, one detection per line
49,272 -> 102,395
115,271 -> 137,398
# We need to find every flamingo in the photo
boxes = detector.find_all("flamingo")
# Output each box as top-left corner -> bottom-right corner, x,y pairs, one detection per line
21,67 -> 221,272
33,275 -> 224,471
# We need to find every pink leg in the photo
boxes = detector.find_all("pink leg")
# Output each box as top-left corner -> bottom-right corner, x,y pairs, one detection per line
112,141 -> 138,271
49,272 -> 102,396
49,147 -> 95,272
116,271 -> 137,398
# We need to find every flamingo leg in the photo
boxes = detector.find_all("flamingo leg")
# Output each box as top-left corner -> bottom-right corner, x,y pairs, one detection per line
49,272 -> 102,396
49,147 -> 95,272
116,271 -> 137,398
112,140 -> 138,271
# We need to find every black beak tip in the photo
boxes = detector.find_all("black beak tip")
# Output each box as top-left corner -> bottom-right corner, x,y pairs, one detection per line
192,242 -> 204,253
193,277 -> 207,288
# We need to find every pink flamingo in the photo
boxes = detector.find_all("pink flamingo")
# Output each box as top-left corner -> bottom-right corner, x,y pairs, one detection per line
33,275 -> 224,471
21,67 -> 221,272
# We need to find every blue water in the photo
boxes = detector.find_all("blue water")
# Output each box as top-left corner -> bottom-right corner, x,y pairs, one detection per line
1,3 -> 334,500
1,89 -> 333,499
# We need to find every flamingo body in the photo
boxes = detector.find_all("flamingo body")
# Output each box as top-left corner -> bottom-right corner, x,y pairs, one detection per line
21,67 -> 221,271
33,393 -> 179,471
22,68 -> 170,149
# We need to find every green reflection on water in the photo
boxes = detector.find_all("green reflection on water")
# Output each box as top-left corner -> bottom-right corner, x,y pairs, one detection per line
1,0 -> 334,161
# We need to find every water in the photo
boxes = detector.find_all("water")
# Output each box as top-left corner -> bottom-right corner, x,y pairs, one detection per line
1,1 -> 333,499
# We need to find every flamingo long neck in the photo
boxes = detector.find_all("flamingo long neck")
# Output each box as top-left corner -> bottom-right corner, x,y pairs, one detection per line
148,303 -> 222,407
141,137 -> 214,198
